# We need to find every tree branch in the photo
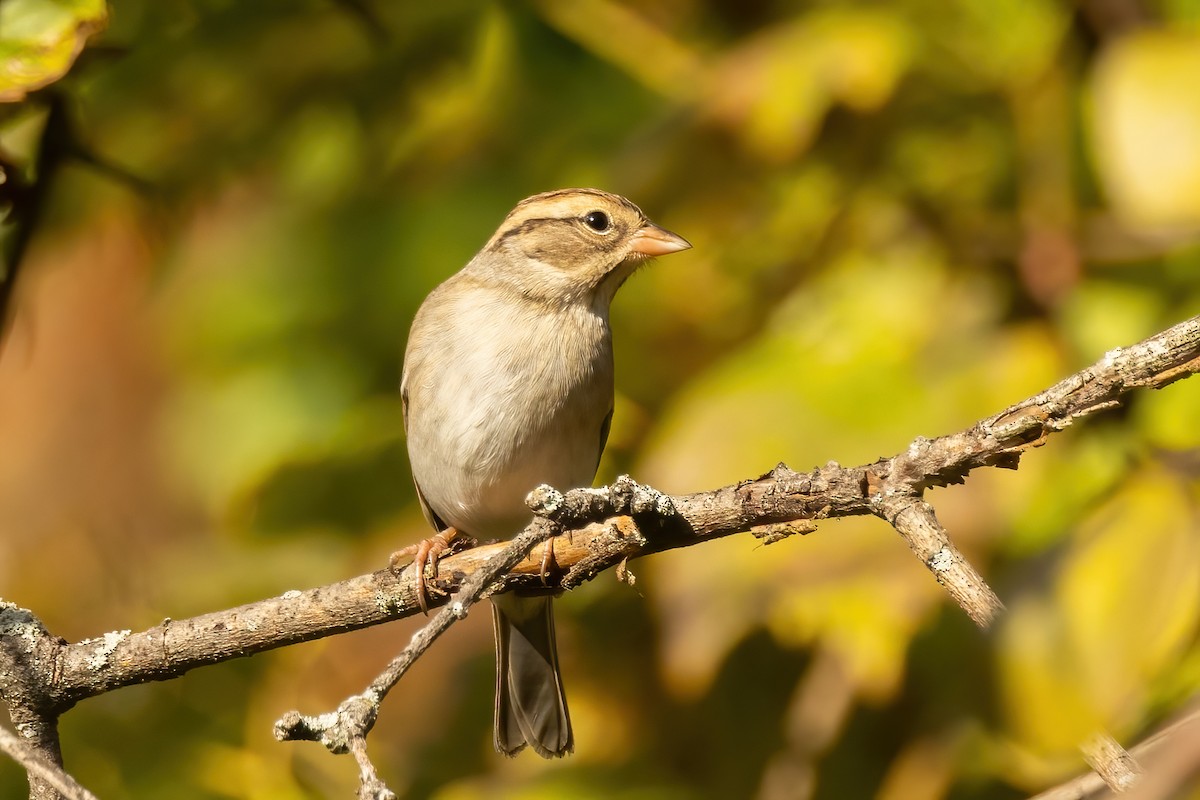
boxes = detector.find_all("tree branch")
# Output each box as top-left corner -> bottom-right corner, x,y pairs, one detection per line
0,314 -> 1192,714
2,314 -> 1198,799
0,726 -> 96,800
874,494 -> 1002,627
0,604 -> 70,800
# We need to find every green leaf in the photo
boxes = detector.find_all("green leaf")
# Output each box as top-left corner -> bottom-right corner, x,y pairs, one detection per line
0,0 -> 106,101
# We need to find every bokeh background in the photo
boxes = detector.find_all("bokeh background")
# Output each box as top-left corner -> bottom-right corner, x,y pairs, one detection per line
2,1 -> 1200,798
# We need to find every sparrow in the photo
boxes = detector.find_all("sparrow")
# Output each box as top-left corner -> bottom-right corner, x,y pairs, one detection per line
398,188 -> 690,757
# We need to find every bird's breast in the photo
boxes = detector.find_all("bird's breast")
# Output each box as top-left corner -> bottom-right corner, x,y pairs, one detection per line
405,291 -> 614,539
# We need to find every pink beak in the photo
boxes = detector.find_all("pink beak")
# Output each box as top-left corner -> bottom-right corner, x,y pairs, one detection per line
629,224 -> 691,257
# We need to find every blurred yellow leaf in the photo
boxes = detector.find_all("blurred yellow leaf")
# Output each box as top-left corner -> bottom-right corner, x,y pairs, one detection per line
998,469 -> 1200,761
1058,470 -> 1200,719
1058,280 -> 1165,359
194,741 -> 311,800
876,735 -> 956,800
1135,374 -> 1200,451
1089,30 -> 1200,232
766,529 -> 935,702
0,0 -> 106,101
535,0 -> 703,100
648,515 -> 941,702
998,596 -> 1105,755
705,9 -> 911,162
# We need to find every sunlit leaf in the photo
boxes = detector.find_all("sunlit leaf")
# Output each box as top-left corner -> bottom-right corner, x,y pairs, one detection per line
1057,470 -> 1200,720
1135,373 -> 1200,451
705,9 -> 911,162
534,0 -> 703,100
0,0 -> 106,102
1089,31 -> 1200,232
995,595 -> 1103,776
998,470 -> 1200,768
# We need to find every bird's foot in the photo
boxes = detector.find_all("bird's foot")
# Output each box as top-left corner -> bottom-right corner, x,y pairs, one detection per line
539,535 -> 560,588
391,528 -> 461,613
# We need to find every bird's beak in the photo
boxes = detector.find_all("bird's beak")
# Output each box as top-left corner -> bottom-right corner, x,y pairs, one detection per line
629,224 -> 692,257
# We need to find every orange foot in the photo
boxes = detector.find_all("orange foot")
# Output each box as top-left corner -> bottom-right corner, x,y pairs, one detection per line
391,528 -> 460,613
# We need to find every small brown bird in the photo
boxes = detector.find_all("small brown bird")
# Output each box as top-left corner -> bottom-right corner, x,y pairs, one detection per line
399,188 -> 690,757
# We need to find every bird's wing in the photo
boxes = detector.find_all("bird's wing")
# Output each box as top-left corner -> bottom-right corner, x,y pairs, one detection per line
401,367 -> 450,534
595,406 -> 613,473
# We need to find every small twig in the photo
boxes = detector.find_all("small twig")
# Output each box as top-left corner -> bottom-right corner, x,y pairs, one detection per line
273,517 -> 562,796
1083,732 -> 1142,792
349,736 -> 394,800
1084,734 -> 1137,791
1030,701 -> 1200,799
872,493 -> 1004,628
0,725 -> 97,800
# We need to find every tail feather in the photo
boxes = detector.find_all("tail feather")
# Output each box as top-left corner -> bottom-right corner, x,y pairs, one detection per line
492,594 -> 573,758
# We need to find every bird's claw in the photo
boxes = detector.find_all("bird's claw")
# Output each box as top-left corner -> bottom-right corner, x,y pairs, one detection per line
539,536 -> 557,587
391,528 -> 459,614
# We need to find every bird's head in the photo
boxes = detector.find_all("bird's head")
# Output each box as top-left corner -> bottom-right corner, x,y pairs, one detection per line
477,188 -> 691,307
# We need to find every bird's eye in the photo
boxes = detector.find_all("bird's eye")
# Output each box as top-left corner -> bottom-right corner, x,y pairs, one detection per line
583,211 -> 610,232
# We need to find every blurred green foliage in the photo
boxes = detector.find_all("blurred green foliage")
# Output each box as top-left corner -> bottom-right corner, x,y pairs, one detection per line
2,1 -> 1200,798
